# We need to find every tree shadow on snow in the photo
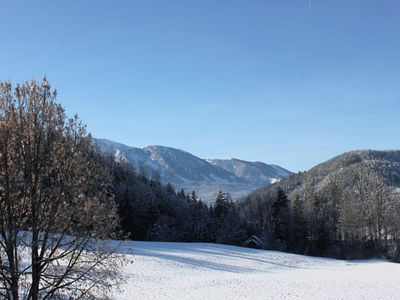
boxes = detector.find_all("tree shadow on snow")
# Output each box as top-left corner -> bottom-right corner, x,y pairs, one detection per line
120,242 -> 328,272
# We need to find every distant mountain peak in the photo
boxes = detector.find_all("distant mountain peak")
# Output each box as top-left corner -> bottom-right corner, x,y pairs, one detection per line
94,138 -> 292,202
207,158 -> 292,186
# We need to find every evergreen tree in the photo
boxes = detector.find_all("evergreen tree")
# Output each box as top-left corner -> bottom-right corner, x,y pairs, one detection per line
291,194 -> 306,252
191,190 -> 198,202
272,188 -> 291,247
214,191 -> 229,218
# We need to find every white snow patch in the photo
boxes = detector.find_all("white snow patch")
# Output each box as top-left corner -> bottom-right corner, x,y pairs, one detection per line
270,178 -> 280,184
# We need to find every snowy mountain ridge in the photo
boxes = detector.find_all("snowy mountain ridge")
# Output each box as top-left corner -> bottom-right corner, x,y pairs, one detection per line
94,138 -> 292,202
206,158 -> 291,186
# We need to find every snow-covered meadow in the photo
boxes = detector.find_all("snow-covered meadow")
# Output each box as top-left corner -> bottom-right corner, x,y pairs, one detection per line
114,241 -> 400,300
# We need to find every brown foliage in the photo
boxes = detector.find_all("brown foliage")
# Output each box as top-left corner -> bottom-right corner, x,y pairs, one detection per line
0,79 -> 123,299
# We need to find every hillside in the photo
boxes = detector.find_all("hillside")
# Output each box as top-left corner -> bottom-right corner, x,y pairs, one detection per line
236,150 -> 400,259
113,241 -> 400,300
249,150 -> 400,199
94,138 -> 292,202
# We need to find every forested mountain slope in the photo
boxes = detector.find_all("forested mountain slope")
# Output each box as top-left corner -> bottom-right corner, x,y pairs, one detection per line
249,150 -> 400,198
238,150 -> 400,259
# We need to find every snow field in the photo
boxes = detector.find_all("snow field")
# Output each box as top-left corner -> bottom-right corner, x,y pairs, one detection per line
114,241 -> 400,300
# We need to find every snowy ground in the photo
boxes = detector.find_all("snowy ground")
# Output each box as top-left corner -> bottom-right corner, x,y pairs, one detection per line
114,241 -> 400,300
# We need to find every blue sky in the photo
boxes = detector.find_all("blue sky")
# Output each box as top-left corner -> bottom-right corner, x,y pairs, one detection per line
1,0 -> 399,172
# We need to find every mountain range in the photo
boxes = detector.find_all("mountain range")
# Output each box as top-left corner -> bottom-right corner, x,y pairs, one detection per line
94,138 -> 292,202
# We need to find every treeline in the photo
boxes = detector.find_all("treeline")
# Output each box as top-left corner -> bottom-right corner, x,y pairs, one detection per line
106,158 -> 247,245
108,157 -> 400,261
238,166 -> 400,261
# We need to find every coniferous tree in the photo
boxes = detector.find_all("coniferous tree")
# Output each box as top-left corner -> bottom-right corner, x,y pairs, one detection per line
271,188 -> 291,248
291,194 -> 306,252
214,191 -> 229,218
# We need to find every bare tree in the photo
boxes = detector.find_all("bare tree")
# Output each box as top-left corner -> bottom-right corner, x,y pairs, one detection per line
352,166 -> 390,253
387,190 -> 400,261
0,79 -> 123,299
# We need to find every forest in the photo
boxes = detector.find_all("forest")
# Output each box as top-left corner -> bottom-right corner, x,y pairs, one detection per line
108,154 -> 400,261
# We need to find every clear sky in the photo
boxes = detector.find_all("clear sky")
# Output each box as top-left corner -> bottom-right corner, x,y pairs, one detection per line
1,0 -> 399,172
